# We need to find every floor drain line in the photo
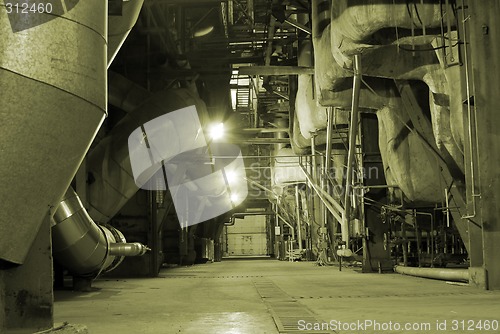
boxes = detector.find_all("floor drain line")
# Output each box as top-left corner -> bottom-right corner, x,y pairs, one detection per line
253,280 -> 331,334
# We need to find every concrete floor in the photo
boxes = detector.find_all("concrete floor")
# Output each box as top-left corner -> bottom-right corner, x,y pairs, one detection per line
55,259 -> 500,334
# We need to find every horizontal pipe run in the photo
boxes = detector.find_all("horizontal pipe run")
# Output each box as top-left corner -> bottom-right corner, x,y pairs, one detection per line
233,212 -> 275,217
394,266 -> 469,283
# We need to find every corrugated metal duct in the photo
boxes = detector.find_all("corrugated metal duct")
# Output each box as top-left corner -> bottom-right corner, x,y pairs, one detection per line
52,187 -> 148,276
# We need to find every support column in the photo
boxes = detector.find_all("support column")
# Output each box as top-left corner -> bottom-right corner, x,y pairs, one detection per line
469,0 -> 500,290
1,215 -> 53,332
361,114 -> 391,272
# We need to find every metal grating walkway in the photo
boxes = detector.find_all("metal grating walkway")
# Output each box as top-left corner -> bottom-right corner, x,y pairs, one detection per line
253,280 -> 332,334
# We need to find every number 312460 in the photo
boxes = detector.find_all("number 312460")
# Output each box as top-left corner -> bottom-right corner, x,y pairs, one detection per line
5,2 -> 53,14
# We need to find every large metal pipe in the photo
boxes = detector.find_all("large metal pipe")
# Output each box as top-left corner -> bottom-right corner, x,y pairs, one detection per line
394,266 -> 469,283
330,1 -> 454,67
49,1 -> 147,276
0,1 -> 107,264
52,188 -> 149,277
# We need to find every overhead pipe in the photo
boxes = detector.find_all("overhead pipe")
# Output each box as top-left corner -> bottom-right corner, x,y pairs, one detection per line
0,0 -> 107,264
330,0 -> 454,67
394,266 -> 469,283
52,188 -> 149,277
228,212 -> 275,225
342,55 -> 362,249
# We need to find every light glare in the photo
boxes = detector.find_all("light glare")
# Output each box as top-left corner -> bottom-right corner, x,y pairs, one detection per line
230,193 -> 239,203
209,122 -> 224,140
225,170 -> 236,183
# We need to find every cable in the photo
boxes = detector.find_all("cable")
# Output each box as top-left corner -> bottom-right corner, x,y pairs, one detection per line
413,1 -> 424,26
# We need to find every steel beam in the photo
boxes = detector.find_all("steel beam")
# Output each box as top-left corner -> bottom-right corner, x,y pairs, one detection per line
469,0 -> 500,290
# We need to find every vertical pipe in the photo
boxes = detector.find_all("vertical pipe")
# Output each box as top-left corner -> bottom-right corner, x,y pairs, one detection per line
342,55 -> 362,249
325,108 -> 334,172
402,222 -> 408,267
415,210 -> 422,267
311,136 -> 317,181
322,109 -> 332,232
295,185 -> 303,251
445,188 -> 450,228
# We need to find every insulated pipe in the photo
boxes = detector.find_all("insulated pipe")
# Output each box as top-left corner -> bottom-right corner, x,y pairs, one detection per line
331,0 -> 446,42
0,1 -> 107,264
330,0 -> 454,67
394,266 -> 469,283
52,188 -> 149,277
342,55 -> 362,249
108,0 -> 145,67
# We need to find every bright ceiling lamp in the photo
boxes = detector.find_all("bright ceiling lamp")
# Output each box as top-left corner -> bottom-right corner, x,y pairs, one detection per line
208,122 -> 225,141
230,193 -> 240,203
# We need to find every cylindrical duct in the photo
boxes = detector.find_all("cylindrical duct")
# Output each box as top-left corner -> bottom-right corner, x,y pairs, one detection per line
0,1 -> 107,264
394,266 -> 469,283
87,88 -> 210,223
108,0 -> 145,67
52,188 -> 149,276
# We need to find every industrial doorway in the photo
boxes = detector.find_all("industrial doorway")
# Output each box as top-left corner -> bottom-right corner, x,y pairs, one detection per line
222,215 -> 269,257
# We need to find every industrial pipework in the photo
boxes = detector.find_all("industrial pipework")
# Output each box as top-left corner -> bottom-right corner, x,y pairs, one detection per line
0,0 -> 107,265
395,265 -> 469,283
52,188 -> 149,277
